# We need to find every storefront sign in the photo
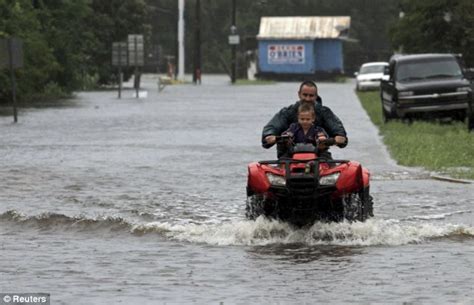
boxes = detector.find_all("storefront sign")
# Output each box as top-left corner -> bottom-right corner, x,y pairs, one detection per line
267,44 -> 305,64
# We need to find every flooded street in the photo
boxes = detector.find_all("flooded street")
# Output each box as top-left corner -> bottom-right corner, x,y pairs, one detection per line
1,75 -> 473,304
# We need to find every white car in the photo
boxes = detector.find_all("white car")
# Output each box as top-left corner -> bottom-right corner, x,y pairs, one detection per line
355,62 -> 389,91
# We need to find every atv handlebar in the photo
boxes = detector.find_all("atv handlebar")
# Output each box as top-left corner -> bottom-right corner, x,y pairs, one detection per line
318,138 -> 336,146
275,135 -> 337,147
275,134 -> 292,144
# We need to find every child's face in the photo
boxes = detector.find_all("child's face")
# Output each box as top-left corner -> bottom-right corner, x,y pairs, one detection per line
298,111 -> 314,129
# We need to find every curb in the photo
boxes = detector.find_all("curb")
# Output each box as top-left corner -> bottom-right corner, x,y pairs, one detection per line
430,175 -> 473,184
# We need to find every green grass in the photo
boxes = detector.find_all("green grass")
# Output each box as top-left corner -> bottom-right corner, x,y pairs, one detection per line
357,91 -> 474,180
333,76 -> 348,83
235,79 -> 276,85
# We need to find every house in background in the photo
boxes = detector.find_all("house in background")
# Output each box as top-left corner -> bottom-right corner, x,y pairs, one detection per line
256,16 -> 351,79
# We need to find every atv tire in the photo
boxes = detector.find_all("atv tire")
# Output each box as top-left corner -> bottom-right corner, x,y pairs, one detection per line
246,195 -> 280,221
245,195 -> 264,220
360,186 -> 374,219
340,187 -> 374,222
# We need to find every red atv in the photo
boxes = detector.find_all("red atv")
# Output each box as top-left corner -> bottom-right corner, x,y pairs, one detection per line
246,136 -> 373,226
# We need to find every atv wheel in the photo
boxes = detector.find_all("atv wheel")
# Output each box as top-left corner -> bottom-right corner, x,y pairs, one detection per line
340,187 -> 374,222
359,187 -> 374,219
246,195 -> 279,221
245,195 -> 264,220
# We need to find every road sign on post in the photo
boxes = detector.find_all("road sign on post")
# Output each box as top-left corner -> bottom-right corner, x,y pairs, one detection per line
128,34 -> 144,98
228,35 -> 240,45
128,34 -> 144,66
0,37 -> 23,69
0,37 -> 23,122
112,42 -> 127,99
112,42 -> 128,67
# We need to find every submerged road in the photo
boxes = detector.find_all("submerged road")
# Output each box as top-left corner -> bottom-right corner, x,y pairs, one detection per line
0,75 -> 473,304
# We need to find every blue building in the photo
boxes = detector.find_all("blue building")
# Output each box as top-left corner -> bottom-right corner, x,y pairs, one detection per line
256,16 -> 351,79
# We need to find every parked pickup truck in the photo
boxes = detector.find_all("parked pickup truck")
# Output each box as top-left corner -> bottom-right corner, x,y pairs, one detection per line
380,53 -> 473,130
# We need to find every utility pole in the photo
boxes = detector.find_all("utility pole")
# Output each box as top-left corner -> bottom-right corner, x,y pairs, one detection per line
193,0 -> 201,84
178,0 -> 185,81
7,38 -> 18,122
231,0 -> 237,83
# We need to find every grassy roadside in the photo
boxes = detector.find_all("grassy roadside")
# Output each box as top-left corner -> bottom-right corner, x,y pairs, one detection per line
235,79 -> 276,85
357,91 -> 474,180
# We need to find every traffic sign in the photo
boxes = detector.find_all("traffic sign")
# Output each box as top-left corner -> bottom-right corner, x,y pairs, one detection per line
0,38 -> 23,69
128,34 -> 144,66
228,34 -> 240,45
112,42 -> 127,67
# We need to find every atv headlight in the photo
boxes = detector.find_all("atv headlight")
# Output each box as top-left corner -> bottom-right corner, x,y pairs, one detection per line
266,173 -> 286,186
319,172 -> 340,186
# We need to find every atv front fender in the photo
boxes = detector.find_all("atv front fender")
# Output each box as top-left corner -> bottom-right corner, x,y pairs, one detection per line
247,162 -> 271,194
334,161 -> 365,196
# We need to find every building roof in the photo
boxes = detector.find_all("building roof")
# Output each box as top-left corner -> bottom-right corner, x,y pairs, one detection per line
257,16 -> 351,40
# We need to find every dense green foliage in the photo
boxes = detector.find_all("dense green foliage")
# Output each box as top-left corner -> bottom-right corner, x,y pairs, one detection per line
0,0 -> 150,104
391,0 -> 474,66
357,91 -> 474,180
0,0 -> 60,102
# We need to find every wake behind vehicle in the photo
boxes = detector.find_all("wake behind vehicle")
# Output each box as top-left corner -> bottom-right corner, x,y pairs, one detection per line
246,136 -> 373,227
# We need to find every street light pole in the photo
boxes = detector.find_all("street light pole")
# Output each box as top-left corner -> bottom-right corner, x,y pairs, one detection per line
178,0 -> 185,81
7,38 -> 18,123
193,0 -> 201,84
231,0 -> 237,83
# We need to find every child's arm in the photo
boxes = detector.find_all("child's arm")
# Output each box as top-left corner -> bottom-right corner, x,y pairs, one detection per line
315,127 -> 328,140
282,123 -> 298,137
315,127 -> 329,150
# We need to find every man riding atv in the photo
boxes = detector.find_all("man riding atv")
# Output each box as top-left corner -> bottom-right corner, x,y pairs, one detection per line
261,80 -> 348,158
248,81 -> 373,225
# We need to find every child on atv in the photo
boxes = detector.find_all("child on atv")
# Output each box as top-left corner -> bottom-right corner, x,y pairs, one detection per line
277,103 -> 330,158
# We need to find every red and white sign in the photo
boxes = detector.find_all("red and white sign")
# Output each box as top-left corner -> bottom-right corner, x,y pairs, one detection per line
268,44 -> 305,64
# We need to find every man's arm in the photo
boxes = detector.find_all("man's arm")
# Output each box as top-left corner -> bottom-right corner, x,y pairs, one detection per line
320,106 -> 348,147
261,105 -> 295,148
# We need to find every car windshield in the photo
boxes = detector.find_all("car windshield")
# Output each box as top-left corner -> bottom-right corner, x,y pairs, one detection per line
359,65 -> 386,74
396,58 -> 462,82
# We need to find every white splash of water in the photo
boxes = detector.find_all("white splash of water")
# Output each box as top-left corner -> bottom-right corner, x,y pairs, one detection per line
134,217 -> 474,247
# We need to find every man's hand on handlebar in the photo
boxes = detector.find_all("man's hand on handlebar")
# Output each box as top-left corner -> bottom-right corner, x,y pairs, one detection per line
334,136 -> 347,147
265,135 -> 277,145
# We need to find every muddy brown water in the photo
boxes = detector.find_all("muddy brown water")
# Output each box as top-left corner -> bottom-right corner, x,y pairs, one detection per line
1,75 -> 473,304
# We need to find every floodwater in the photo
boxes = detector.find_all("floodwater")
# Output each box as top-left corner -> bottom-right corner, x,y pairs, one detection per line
1,75 -> 473,304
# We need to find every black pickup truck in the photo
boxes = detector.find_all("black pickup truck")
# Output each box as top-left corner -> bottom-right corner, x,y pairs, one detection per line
380,53 -> 473,130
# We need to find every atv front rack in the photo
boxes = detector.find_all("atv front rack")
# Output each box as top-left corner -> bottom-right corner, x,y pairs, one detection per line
258,158 -> 349,191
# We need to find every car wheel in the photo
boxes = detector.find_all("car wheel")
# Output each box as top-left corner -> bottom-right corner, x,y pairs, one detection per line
382,104 -> 390,123
468,111 -> 474,132
381,99 -> 394,123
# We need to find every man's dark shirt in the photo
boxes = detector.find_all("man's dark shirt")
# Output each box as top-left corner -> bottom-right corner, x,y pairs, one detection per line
262,97 -> 347,148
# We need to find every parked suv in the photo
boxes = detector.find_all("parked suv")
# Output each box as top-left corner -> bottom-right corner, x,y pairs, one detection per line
380,53 -> 473,125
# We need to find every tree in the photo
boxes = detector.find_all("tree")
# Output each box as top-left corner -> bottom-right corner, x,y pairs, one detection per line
0,0 -> 60,103
36,0 -> 97,90
90,0 -> 151,84
391,0 -> 474,66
